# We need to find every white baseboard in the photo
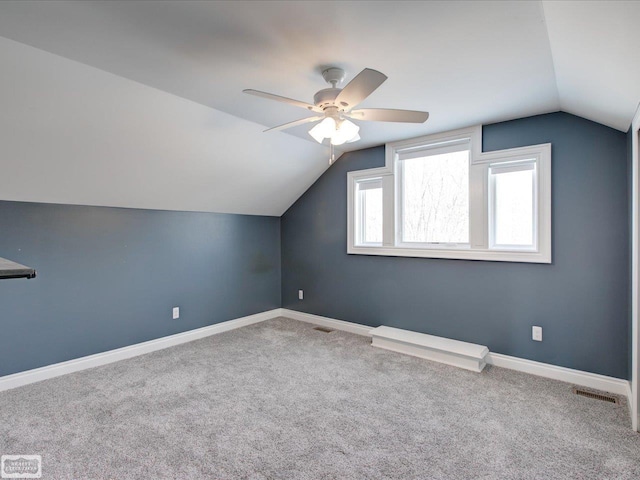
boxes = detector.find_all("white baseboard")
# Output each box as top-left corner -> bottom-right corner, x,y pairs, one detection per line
281,310 -> 630,401
1,307 -> 632,413
486,352 -> 630,397
0,308 -> 282,393
280,309 -> 373,336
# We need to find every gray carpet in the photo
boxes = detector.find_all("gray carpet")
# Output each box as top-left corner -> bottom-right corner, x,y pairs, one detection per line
1,317 -> 639,479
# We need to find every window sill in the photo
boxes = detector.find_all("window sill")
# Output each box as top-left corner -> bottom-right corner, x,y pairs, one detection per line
347,245 -> 551,264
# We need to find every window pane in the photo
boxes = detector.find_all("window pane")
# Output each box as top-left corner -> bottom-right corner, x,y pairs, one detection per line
361,187 -> 382,243
493,169 -> 534,246
401,150 -> 469,243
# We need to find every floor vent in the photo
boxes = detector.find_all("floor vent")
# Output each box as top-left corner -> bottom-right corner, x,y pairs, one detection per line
313,326 -> 334,333
572,388 -> 618,404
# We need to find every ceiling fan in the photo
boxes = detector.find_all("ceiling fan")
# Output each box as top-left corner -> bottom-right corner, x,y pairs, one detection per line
243,67 -> 429,147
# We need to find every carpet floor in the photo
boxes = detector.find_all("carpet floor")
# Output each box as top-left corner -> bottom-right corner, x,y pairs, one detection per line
0,317 -> 639,479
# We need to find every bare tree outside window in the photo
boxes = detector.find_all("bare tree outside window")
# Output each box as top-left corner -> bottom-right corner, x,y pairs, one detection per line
401,150 -> 469,243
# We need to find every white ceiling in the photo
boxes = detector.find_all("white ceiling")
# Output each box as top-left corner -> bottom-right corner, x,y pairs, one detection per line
0,36 -> 329,216
0,1 -> 638,215
542,1 -> 640,131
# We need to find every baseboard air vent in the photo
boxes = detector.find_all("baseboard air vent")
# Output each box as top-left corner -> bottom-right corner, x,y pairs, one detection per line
370,326 -> 489,373
313,326 -> 334,333
572,388 -> 618,404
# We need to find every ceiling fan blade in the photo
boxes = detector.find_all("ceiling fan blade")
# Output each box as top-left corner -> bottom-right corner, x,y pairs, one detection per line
348,108 -> 429,123
335,68 -> 388,111
263,116 -> 324,132
243,89 -> 321,112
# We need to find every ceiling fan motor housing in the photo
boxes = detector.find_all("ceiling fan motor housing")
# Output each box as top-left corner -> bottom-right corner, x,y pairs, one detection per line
314,88 -> 342,110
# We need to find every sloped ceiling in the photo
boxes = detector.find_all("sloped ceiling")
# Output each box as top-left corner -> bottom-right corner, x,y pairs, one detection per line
0,1 -> 637,216
542,1 -> 640,131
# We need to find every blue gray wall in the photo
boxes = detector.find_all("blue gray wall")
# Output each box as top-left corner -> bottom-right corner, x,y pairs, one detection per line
281,112 -> 630,379
0,201 -> 281,377
1,112 -> 631,381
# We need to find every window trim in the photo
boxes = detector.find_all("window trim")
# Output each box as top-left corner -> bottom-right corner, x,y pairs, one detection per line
347,125 -> 552,263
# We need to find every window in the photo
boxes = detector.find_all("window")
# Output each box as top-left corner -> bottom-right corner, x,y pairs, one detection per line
356,178 -> 383,245
489,162 -> 535,249
398,141 -> 470,246
347,126 -> 551,263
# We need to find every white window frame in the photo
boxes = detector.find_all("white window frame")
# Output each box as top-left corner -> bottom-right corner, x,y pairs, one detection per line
347,125 -> 551,263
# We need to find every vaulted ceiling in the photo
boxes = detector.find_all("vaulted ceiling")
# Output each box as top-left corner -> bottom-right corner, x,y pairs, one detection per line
0,1 -> 638,215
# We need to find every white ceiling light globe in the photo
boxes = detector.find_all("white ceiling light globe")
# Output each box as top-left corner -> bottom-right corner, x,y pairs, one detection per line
308,117 -> 337,143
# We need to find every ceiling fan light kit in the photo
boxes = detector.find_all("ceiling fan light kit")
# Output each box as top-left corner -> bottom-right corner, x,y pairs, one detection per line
308,117 -> 336,143
308,117 -> 360,145
243,66 -> 429,150
329,119 -> 360,146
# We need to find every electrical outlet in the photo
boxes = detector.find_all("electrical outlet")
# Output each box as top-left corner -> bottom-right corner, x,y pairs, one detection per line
173,307 -> 180,320
298,290 -> 304,300
532,326 -> 542,341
